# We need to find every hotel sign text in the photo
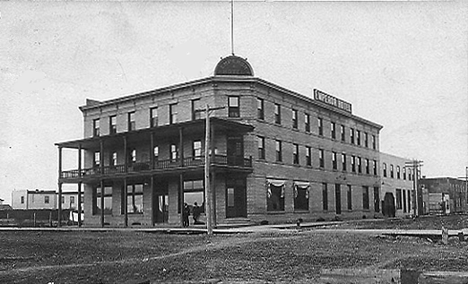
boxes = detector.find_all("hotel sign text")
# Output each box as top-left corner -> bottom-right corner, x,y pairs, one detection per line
314,89 -> 352,113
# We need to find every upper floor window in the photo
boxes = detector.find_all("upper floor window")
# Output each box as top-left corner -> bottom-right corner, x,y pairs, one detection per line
45,196 -> 50,204
390,164 -> 394,178
128,112 -> 135,131
357,157 -> 362,173
150,107 -> 158,127
292,110 -> 298,129
403,168 -> 406,180
383,163 -> 387,177
331,122 -> 336,139
94,151 -> 100,167
306,146 -> 312,166
319,149 -> 324,168
293,144 -> 299,165
192,99 -> 202,120
258,136 -> 265,160
170,144 -> 178,162
110,152 -> 117,166
332,152 -> 337,170
154,146 -> 159,161
341,125 -> 345,142
364,133 -> 369,148
228,96 -> 240,117
351,156 -> 356,172
342,153 -> 347,171
129,149 -> 137,164
373,160 -> 377,175
275,140 -> 282,162
372,135 -> 376,149
318,118 -> 323,136
365,158 -> 370,174
109,116 -> 117,134
350,128 -> 355,144
21,196 -> 24,204
356,130 -> 361,146
274,104 -> 281,124
257,98 -> 264,120
169,104 -> 178,124
397,166 -> 401,179
193,140 -> 202,159
93,119 -> 100,137
305,113 -> 310,132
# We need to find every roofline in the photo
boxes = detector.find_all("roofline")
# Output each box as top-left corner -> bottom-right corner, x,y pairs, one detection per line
79,76 -> 383,129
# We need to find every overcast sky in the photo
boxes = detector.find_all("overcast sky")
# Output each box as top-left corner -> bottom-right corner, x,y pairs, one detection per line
1,1 -> 467,204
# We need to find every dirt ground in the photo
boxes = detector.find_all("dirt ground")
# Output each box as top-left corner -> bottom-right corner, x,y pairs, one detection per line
1,214 -> 468,284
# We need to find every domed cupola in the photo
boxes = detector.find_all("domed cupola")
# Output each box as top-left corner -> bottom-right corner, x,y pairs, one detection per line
214,55 -> 254,76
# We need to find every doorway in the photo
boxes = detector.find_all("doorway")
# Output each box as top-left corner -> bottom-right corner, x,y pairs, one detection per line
226,177 -> 247,218
153,181 -> 168,224
335,184 -> 341,215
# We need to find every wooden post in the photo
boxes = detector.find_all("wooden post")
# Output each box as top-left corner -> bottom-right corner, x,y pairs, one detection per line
33,212 -> 36,227
100,180 -> 105,228
58,146 -> 63,227
210,123 -> 216,227
179,173 -> 184,227
150,133 -> 154,170
150,176 -> 155,226
124,178 -> 128,227
205,104 -> 213,235
78,144 -> 82,227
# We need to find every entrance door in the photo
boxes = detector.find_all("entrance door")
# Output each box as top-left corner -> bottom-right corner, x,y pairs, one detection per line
227,136 -> 244,166
374,187 -> 380,213
226,177 -> 247,218
153,181 -> 168,224
335,184 -> 341,215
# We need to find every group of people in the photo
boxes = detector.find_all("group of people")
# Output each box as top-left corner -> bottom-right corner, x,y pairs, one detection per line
182,202 -> 203,227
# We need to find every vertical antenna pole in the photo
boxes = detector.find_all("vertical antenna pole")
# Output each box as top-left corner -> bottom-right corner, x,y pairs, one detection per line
231,0 -> 234,55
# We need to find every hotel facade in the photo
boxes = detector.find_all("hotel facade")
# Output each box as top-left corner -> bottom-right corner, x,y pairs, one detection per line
56,56 -> 402,227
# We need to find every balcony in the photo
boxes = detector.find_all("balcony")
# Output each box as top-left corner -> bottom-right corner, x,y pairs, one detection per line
60,154 -> 253,180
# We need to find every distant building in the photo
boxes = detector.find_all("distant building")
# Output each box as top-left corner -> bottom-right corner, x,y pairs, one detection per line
11,189 -> 81,210
0,198 -> 3,205
379,153 -> 415,217
419,177 -> 467,214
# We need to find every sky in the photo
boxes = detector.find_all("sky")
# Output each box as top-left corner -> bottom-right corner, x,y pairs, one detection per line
0,1 -> 467,204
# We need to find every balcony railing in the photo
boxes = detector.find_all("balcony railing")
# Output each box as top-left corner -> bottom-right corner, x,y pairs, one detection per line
60,155 -> 252,179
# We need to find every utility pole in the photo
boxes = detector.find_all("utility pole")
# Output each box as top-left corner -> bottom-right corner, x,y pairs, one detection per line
405,160 -> 423,216
197,105 -> 224,235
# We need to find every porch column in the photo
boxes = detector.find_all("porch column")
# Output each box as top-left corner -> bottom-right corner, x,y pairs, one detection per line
58,146 -> 62,227
179,173 -> 184,227
78,144 -> 82,227
150,133 -> 154,170
100,179 -> 105,228
150,175 -> 155,226
179,127 -> 184,166
124,178 -> 128,227
123,136 -> 128,173
211,124 -> 216,227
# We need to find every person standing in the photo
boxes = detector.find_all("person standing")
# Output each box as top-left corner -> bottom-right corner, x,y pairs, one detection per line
192,202 -> 201,224
183,203 -> 190,227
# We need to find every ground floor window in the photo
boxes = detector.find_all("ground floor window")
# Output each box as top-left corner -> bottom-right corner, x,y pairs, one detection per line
396,189 -> 402,209
95,186 -> 112,215
347,185 -> 352,210
182,180 -> 205,213
294,181 -> 309,211
362,186 -> 369,210
267,179 -> 285,211
322,183 -> 328,210
126,184 -> 143,214
402,189 -> 407,213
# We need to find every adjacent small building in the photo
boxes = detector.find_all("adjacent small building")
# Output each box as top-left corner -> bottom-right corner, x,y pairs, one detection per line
419,177 -> 467,214
11,189 -> 81,210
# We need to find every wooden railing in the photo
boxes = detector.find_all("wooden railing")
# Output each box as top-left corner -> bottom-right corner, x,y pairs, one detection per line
60,155 -> 252,179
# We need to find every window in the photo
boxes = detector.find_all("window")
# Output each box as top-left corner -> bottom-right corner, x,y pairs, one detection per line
383,163 -> 387,177
322,183 -> 328,210
350,128 -> 355,144
409,170 -> 412,181
351,156 -> 356,172
294,183 -> 309,211
70,196 -> 75,204
275,140 -> 282,162
109,116 -> 117,134
110,152 -> 117,166
182,180 -> 205,214
150,107 -> 159,127
129,149 -> 136,164
94,151 -> 100,167
373,160 -> 377,175
192,99 -> 202,120
318,118 -> 323,136
127,184 -> 143,214
267,181 -> 285,211
403,168 -> 406,180
342,153 -> 347,171
93,119 -> 100,137
357,157 -> 362,173
332,152 -> 337,170
61,196 -> 65,203
390,164 -> 394,178
362,186 -> 369,210
274,104 -> 281,124
397,166 -> 401,179
169,103 -> 177,124
95,186 -> 112,215
228,96 -> 240,117
21,196 -> 24,204
364,133 -> 369,148
341,125 -> 345,142
374,187 -> 380,213
305,113 -> 310,132
154,146 -> 159,161
319,149 -> 324,168
347,185 -> 352,210
45,196 -> 50,204
257,98 -> 264,120
356,130 -> 361,146
372,135 -> 376,149
331,122 -> 336,139
128,112 -> 135,131
193,140 -> 202,159
306,146 -> 312,166
292,109 -> 298,129
258,137 -> 265,160
365,158 -> 370,174
396,189 -> 402,209
170,144 -> 178,162
293,144 -> 299,165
